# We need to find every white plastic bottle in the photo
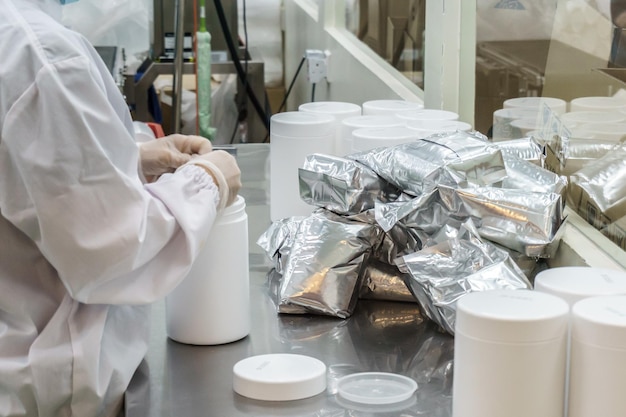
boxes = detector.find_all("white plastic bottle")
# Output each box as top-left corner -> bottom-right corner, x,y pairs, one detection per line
453,289 -> 569,417
166,195 -> 250,345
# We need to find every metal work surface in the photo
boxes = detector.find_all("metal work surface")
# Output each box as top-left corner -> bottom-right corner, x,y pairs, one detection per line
131,144 -> 454,416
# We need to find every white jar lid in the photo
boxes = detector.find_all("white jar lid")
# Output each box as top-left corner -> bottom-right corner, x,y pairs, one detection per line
493,107 -> 541,122
575,122 -> 626,141
503,97 -> 567,114
233,354 -> 327,401
455,289 -> 569,343
362,99 -> 424,115
270,111 -> 336,138
342,115 -> 403,129
395,109 -> 459,122
405,119 -> 472,134
572,295 -> 626,349
336,372 -> 417,405
560,110 -> 626,126
351,126 -> 418,151
570,96 -> 626,112
298,101 -> 362,119
535,267 -> 626,306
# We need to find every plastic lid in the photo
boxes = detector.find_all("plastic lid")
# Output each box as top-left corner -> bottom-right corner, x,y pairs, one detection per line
270,111 -> 336,138
362,99 -> 424,115
570,96 -> 626,112
298,101 -> 362,119
342,115 -> 403,129
351,126 -> 417,152
576,122 -> 626,141
336,372 -> 418,405
560,111 -> 626,125
233,354 -> 327,401
535,267 -> 626,306
405,119 -> 472,134
572,295 -> 626,349
503,97 -> 567,114
455,289 -> 569,343
493,107 -> 541,121
395,109 -> 459,122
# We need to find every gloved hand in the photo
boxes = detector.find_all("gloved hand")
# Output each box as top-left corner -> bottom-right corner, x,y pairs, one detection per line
139,134 -> 213,180
188,150 -> 242,208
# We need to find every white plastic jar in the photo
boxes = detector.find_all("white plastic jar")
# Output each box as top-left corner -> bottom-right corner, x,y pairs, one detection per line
269,111 -> 335,221
453,289 -> 569,417
569,295 -> 626,417
166,195 -> 250,345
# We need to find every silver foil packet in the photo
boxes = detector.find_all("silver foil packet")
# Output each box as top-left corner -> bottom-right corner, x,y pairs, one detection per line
501,154 -> 568,196
351,131 -> 507,196
397,221 -> 531,335
359,260 -> 416,303
277,210 -> 383,318
546,135 -> 620,176
493,137 -> 545,165
256,216 -> 305,274
299,153 -> 401,215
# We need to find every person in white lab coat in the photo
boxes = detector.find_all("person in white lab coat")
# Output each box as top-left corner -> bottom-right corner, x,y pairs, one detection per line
0,1 -> 241,416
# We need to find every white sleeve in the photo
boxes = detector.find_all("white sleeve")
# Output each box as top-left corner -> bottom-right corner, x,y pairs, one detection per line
1,55 -> 220,304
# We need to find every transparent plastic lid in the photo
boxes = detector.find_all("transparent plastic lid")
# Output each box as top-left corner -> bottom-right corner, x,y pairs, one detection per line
336,372 -> 418,405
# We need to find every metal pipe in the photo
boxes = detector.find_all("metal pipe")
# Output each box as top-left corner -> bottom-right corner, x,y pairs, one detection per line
171,0 -> 186,133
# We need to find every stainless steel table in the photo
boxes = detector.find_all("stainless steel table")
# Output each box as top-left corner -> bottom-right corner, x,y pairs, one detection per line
132,144 -> 454,416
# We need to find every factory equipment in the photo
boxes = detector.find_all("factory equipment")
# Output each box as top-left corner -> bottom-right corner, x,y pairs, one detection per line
123,0 -> 268,142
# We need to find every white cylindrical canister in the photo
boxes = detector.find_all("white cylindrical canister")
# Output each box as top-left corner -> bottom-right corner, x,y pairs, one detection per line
395,109 -> 459,123
166,195 -> 250,345
503,96 -> 567,115
361,99 -> 423,116
492,108 -> 540,141
339,115 -> 403,156
534,266 -> 626,416
569,295 -> 626,417
405,119 -> 472,138
298,101 -> 362,155
351,126 -> 418,153
570,96 -> 626,113
453,289 -> 569,417
559,110 -> 626,128
269,111 -> 335,221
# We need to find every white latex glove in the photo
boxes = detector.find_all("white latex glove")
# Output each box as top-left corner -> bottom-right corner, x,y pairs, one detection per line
187,150 -> 242,209
139,134 -> 213,180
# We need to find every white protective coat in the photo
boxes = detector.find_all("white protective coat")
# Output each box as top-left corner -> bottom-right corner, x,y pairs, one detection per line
0,1 -> 220,416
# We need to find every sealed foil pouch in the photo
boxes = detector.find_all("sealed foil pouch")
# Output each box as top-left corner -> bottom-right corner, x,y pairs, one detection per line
568,145 -> 626,219
438,185 -> 564,257
546,134 -> 620,176
256,216 -> 305,274
299,153 -> 401,215
493,137 -> 545,165
359,260 -> 417,303
351,131 -> 506,197
501,154 -> 567,196
397,221 -> 531,335
278,210 -> 383,318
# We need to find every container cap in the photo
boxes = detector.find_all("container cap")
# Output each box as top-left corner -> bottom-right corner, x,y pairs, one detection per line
298,101 -> 362,119
493,107 -> 541,121
233,354 -> 327,401
336,372 -> 418,405
570,96 -> 626,112
503,97 -> 567,114
405,119 -> 472,135
395,109 -> 459,122
535,267 -> 626,306
362,99 -> 424,115
560,110 -> 626,126
270,111 -> 336,138
342,115 -> 403,129
572,295 -> 626,349
351,126 -> 418,151
455,289 -> 569,343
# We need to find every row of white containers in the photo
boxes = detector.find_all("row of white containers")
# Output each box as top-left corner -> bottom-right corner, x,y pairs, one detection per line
270,99 -> 471,221
493,95 -> 626,141
453,266 -> 626,417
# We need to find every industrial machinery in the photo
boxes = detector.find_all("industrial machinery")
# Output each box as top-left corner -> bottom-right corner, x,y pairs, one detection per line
123,0 -> 268,142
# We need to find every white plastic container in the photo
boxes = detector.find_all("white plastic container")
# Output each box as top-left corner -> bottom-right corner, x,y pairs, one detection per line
298,101 -> 362,155
339,115 -> 403,156
503,96 -> 567,115
569,295 -> 626,417
405,119 -> 472,138
492,108 -> 540,141
361,99 -> 423,115
351,126 -> 418,153
269,111 -> 335,221
166,195 -> 250,345
570,96 -> 626,113
453,289 -> 569,417
395,109 -> 459,123
559,110 -> 625,128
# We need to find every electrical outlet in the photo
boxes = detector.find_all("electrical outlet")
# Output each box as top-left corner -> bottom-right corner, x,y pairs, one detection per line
305,49 -> 328,83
